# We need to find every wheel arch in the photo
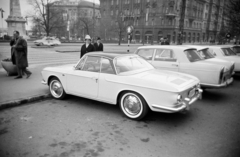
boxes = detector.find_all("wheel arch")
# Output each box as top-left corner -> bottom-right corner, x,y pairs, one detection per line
116,89 -> 148,107
47,75 -> 59,85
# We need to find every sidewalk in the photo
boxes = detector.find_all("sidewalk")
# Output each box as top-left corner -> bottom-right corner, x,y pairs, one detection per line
0,66 -> 51,109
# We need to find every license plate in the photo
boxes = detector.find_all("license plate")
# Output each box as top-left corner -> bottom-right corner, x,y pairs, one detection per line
188,88 -> 196,98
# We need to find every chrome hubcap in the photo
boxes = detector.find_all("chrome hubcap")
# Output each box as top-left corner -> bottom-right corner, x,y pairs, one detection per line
51,81 -> 63,98
123,95 -> 141,116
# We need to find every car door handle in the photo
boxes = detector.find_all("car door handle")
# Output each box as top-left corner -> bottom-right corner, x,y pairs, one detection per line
172,64 -> 178,67
91,77 -> 98,83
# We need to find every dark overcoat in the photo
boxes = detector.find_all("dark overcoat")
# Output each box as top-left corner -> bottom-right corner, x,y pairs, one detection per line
93,42 -> 103,51
11,37 -> 28,68
80,43 -> 95,58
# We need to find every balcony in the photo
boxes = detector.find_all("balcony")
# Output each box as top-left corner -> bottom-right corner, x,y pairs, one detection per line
165,12 -> 177,19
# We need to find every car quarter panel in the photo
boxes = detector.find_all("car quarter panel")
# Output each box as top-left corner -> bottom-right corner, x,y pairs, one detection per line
97,73 -> 191,112
178,62 -> 222,85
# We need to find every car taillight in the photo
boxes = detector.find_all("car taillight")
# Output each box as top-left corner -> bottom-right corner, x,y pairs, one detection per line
219,68 -> 224,84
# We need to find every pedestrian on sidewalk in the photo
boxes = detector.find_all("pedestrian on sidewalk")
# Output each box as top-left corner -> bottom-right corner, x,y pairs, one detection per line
10,30 -> 32,79
80,35 -> 95,58
93,37 -> 103,51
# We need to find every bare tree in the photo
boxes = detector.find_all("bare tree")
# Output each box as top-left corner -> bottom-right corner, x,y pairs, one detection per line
110,15 -> 127,45
27,0 -> 65,36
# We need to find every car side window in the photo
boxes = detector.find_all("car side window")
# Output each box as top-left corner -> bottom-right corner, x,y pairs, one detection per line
82,56 -> 101,72
101,58 -> 115,74
154,49 -> 177,62
136,49 -> 154,60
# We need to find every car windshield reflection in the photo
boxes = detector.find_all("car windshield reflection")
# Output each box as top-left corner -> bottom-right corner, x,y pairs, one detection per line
114,56 -> 154,75
221,48 -> 237,56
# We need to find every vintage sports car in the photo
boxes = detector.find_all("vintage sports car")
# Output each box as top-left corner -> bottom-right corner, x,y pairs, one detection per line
135,45 -> 233,88
33,37 -> 61,46
208,45 -> 240,72
41,52 -> 202,120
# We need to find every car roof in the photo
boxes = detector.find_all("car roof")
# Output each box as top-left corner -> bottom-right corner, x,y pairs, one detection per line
181,45 -> 209,50
137,45 -> 197,51
85,52 -> 137,59
208,45 -> 233,48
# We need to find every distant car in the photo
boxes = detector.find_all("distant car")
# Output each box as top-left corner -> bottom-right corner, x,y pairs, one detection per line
135,45 -> 233,88
208,45 -> 240,73
41,52 -> 202,120
33,37 -> 61,46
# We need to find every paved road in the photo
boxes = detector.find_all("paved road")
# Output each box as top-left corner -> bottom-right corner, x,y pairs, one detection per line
1,75 -> 240,157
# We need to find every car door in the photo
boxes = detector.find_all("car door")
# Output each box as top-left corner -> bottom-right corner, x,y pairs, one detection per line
67,56 -> 100,98
151,49 -> 179,72
135,48 -> 155,64
97,57 -> 117,103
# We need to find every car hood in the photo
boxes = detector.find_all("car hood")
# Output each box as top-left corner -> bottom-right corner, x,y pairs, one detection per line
125,69 -> 199,92
43,64 -> 76,73
199,58 -> 233,71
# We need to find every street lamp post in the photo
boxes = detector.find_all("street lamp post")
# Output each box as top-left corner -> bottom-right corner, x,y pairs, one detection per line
152,18 -> 154,45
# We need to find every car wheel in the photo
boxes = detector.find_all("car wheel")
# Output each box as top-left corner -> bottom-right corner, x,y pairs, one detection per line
49,78 -> 66,99
119,92 -> 149,120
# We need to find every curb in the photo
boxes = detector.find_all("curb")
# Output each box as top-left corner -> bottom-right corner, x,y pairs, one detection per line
0,93 -> 52,110
31,46 -> 54,48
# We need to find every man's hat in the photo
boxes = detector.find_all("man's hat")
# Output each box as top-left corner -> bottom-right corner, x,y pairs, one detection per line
97,37 -> 101,40
85,35 -> 91,40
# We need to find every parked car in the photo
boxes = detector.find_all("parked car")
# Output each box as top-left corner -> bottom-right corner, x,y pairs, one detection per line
183,45 -> 235,75
33,37 -> 61,46
135,45 -> 233,88
208,45 -> 240,73
41,52 -> 202,120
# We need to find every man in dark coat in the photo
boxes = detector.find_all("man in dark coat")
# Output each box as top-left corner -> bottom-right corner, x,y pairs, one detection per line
80,35 -> 95,58
11,30 -> 32,79
93,37 -> 103,51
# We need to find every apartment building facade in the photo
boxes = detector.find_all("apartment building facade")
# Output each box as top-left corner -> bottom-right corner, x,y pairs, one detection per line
99,0 -> 225,43
50,0 -> 101,39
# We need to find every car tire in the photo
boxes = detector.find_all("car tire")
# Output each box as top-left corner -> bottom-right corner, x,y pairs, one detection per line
49,77 -> 66,99
119,92 -> 149,120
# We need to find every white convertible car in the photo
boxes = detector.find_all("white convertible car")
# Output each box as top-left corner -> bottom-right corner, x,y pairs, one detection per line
41,52 -> 202,120
33,37 -> 61,46
135,45 -> 234,88
208,45 -> 240,73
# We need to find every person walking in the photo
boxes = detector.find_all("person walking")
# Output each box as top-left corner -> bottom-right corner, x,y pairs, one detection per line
80,35 -> 95,58
10,30 -> 32,79
93,37 -> 103,51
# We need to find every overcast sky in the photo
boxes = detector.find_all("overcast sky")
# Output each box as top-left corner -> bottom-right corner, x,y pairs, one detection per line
0,0 -> 100,30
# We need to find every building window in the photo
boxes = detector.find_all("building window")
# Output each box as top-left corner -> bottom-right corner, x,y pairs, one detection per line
111,0 -> 113,5
111,10 -> 113,16
116,0 -> 119,5
116,10 -> 118,16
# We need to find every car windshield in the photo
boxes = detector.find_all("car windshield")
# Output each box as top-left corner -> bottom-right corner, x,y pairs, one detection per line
114,56 -> 154,75
184,49 -> 203,62
197,48 -> 215,59
221,48 -> 236,56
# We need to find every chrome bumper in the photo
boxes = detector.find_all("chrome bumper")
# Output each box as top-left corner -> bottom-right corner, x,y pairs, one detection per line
152,88 -> 203,113
201,77 -> 233,88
